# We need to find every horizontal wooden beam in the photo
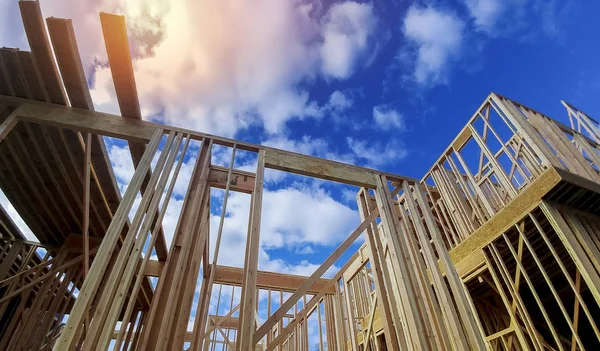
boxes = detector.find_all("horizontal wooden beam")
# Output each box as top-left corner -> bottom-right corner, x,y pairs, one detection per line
12,100 -> 157,143
211,264 -> 336,294
0,96 -> 259,149
3,98 -> 414,187
144,260 -> 164,277
208,166 -> 255,194
264,148 -> 378,187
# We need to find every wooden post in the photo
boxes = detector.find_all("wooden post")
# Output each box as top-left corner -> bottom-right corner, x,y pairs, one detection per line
238,149 -> 265,350
356,188 -> 401,350
139,137 -> 213,350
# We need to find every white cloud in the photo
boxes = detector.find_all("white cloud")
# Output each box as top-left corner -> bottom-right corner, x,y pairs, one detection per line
402,6 -> 465,85
465,0 -> 504,32
108,143 -> 135,187
464,0 -> 569,38
263,135 -> 330,157
205,183 -> 359,274
340,188 -> 358,205
346,137 -> 407,168
327,90 -> 353,111
296,245 -> 316,254
320,2 -> 378,79
260,256 -> 340,278
263,135 -> 357,165
29,0 -> 379,136
373,105 -> 404,130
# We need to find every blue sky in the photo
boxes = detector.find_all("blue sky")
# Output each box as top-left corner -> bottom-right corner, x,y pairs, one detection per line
1,0 -> 600,343
2,0 -> 599,274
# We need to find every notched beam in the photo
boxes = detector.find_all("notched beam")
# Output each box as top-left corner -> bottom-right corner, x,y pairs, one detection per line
208,165 -> 255,194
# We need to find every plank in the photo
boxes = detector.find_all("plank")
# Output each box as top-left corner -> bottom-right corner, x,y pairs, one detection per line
212,265 -> 335,294
46,17 -> 93,109
209,166 -> 256,194
99,12 -> 141,120
264,148 -> 378,187
238,150 -> 266,349
14,101 -> 157,143
5,98 -> 413,190
19,0 -> 67,104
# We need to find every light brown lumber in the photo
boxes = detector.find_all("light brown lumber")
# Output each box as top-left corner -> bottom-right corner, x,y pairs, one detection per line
253,206 -> 380,345
209,165 -> 256,194
374,176 -> 428,351
483,250 -> 536,350
492,93 -> 563,169
357,189 -> 401,350
140,138 -> 212,349
264,148 -> 379,187
5,97 -> 415,186
362,296 -> 377,349
513,225 -> 585,348
411,182 -> 487,350
238,149 -> 266,350
493,241 -> 565,350
113,134 -> 189,348
99,12 -> 171,260
344,276 -> 359,351
53,129 -> 163,350
91,133 -> 183,350
99,12 -> 142,120
143,260 -> 164,277
103,134 -> 188,349
14,100 -> 156,144
193,146 -> 238,349
528,212 -> 600,340
170,184 -> 212,348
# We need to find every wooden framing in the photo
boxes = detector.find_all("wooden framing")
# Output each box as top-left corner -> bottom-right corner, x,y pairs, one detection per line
1,3 -> 600,351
